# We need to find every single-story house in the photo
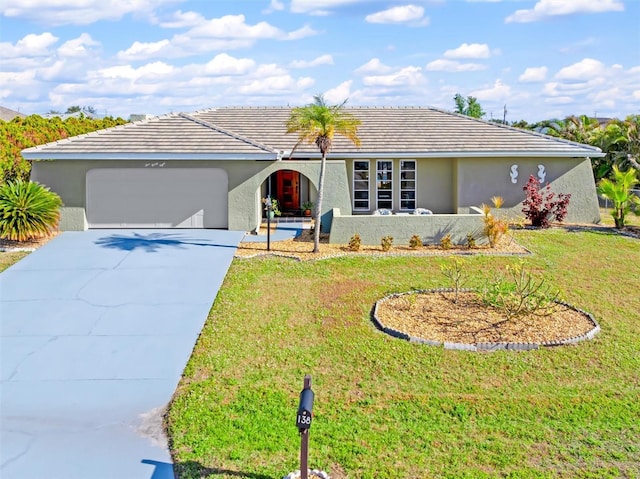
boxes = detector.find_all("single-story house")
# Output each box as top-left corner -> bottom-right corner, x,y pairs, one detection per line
23,107 -> 603,244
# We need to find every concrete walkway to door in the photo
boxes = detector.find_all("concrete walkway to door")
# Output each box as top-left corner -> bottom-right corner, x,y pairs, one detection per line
0,229 -> 244,479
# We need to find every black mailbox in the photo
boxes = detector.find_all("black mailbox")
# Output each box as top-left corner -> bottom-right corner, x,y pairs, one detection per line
296,387 -> 314,431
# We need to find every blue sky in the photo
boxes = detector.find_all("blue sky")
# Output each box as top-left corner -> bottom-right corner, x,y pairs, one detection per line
1,0 -> 638,122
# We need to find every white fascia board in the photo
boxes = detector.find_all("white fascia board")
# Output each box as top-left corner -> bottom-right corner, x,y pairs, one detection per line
22,152 -> 279,161
291,150 -> 605,159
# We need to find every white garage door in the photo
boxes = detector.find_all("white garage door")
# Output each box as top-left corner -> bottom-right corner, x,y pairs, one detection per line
86,168 -> 228,228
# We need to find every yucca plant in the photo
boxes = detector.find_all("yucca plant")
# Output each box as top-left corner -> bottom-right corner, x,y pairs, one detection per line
597,165 -> 640,228
0,180 -> 62,241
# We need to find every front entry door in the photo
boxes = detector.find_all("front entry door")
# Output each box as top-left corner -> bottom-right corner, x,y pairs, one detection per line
276,170 -> 300,211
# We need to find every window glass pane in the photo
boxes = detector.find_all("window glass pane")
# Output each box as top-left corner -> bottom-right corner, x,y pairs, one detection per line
378,200 -> 392,209
353,160 -> 369,210
401,171 -> 415,180
401,161 -> 416,170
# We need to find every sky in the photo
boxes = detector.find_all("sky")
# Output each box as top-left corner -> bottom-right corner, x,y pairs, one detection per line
1,0 -> 639,123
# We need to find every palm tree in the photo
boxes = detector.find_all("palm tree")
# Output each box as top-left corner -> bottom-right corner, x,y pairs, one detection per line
597,165 -> 639,229
286,94 -> 361,252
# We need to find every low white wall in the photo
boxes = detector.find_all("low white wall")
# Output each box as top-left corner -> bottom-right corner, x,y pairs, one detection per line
328,208 -> 487,246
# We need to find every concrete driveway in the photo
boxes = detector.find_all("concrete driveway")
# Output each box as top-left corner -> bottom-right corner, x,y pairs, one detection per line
0,229 -> 244,479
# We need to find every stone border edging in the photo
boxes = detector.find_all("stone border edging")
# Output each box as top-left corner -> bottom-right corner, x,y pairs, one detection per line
371,288 -> 600,351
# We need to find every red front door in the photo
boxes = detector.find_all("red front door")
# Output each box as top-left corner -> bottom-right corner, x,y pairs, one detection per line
276,170 -> 300,211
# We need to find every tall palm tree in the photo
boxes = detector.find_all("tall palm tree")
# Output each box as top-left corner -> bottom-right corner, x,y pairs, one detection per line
286,94 -> 361,252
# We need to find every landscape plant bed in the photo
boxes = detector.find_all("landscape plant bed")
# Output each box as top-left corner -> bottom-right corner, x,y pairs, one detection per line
373,289 -> 599,351
235,230 -> 529,261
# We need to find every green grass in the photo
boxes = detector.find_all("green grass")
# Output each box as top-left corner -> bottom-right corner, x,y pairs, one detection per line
600,207 -> 640,227
0,251 -> 29,272
167,229 -> 640,479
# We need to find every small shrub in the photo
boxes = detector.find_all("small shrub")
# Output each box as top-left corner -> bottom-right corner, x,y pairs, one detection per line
439,234 -> 453,250
481,262 -> 561,321
381,235 -> 393,252
465,233 -> 477,249
348,233 -> 361,251
482,196 -> 509,248
597,165 -> 640,229
441,258 -> 469,304
522,175 -> 571,228
0,180 -> 62,241
409,234 -> 422,249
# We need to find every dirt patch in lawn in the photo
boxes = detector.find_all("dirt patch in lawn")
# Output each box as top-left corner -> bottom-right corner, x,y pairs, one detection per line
374,291 -> 597,347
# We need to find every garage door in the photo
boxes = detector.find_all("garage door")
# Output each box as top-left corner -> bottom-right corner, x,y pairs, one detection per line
86,168 -> 228,228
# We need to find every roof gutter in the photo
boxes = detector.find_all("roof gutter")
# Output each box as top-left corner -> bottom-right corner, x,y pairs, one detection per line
287,151 -> 605,159
21,152 -> 280,161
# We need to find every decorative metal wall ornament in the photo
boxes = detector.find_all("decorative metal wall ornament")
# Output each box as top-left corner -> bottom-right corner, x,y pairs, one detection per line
510,164 -> 519,184
538,164 -> 546,183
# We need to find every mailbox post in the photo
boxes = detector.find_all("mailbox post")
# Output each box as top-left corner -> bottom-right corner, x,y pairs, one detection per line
297,375 -> 314,479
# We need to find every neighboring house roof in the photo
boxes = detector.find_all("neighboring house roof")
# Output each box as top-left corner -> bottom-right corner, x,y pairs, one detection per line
22,106 -> 604,161
0,106 -> 27,121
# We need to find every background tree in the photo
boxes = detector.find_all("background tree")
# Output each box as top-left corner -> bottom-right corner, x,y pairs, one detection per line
65,105 -> 82,114
286,94 -> 361,252
453,93 -> 486,118
0,114 -> 128,184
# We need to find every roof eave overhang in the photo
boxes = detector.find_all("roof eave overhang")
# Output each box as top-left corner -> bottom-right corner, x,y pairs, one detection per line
291,151 -> 605,159
22,152 -> 279,161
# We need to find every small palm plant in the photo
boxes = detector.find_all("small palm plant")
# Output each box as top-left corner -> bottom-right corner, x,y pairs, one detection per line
0,180 -> 62,241
597,165 -> 639,229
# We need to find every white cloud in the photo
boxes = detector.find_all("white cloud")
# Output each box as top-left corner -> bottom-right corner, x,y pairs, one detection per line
156,10 -> 205,28
263,0 -> 285,14
519,66 -> 548,82
285,25 -> 321,40
362,66 -> 423,87
470,79 -> 511,101
204,53 -> 255,75
290,0 -> 366,15
355,58 -> 392,74
324,80 -> 353,104
425,59 -> 486,72
236,75 -> 314,94
1,0 -> 183,26
0,32 -> 58,58
117,14 -> 317,60
57,33 -> 100,58
365,5 -> 429,26
290,54 -> 334,68
443,43 -> 491,59
555,58 -> 605,80
506,0 -> 624,23
117,40 -> 172,61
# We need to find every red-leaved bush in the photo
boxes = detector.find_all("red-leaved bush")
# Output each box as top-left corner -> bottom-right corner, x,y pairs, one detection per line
522,175 -> 571,228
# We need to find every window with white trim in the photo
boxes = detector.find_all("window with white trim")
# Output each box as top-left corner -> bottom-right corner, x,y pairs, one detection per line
353,160 -> 370,210
376,160 -> 393,210
400,160 -> 416,210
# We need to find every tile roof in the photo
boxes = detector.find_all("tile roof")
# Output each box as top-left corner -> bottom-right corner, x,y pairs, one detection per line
0,106 -> 27,122
22,106 -> 603,160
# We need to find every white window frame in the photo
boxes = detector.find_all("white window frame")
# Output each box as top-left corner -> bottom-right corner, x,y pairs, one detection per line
376,160 -> 393,210
399,160 -> 417,211
352,160 -> 370,211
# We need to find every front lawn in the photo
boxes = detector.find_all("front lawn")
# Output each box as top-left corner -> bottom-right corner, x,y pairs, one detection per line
0,251 -> 29,272
167,228 -> 640,479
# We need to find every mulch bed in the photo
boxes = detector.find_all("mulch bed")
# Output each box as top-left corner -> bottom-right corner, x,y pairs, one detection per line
374,291 -> 597,346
